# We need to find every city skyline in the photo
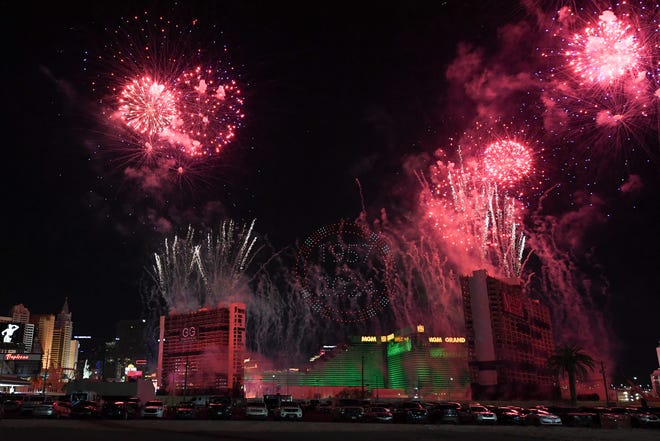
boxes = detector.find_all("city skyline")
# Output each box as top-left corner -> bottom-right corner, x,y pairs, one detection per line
3,1 -> 660,385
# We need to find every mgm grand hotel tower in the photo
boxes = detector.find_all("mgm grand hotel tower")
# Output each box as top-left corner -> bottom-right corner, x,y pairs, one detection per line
461,269 -> 556,400
157,303 -> 246,397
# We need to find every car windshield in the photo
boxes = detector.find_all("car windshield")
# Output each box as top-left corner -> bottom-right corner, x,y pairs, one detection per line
470,406 -> 489,412
145,401 -> 163,406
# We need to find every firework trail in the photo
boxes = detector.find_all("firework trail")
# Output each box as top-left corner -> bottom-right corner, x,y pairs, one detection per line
422,148 -> 529,279
146,219 -> 349,366
525,188 -> 615,364
381,227 -> 464,336
196,219 -> 259,302
150,219 -> 259,312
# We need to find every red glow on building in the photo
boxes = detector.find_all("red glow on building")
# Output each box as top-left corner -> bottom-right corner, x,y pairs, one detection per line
157,303 -> 246,397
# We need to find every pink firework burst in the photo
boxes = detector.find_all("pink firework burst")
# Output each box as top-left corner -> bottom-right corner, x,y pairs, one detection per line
91,12 -> 245,187
483,139 -> 533,188
118,76 -> 180,136
173,66 -> 245,156
565,10 -> 643,85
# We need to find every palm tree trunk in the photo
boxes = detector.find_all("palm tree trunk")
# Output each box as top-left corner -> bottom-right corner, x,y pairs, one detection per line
568,369 -> 577,406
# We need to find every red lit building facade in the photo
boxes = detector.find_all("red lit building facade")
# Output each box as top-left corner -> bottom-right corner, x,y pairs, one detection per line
157,303 -> 246,397
461,269 -> 556,400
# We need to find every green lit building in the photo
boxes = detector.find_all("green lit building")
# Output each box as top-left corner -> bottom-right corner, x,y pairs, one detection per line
244,325 -> 471,400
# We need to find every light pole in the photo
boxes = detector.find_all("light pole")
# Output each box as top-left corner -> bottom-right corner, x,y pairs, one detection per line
361,355 -> 365,400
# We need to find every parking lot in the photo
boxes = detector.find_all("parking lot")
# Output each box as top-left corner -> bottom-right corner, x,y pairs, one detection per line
1,418 -> 659,441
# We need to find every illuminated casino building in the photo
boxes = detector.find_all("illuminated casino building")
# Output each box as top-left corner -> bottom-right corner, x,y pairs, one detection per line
243,325 -> 471,400
158,303 -> 246,397
461,269 -> 556,400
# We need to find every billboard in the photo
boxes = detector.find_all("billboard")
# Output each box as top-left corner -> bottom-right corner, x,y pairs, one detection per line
0,322 -> 24,349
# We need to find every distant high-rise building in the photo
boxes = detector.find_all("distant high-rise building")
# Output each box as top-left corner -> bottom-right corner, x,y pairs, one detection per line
31,314 -> 55,368
11,304 -> 30,324
67,340 -> 80,380
158,303 -> 246,397
461,269 -> 556,400
52,298 -> 74,374
32,315 -> 54,363
11,304 -> 34,352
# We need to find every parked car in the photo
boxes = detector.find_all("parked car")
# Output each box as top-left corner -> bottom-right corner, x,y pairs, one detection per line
174,401 -> 198,419
428,403 -> 460,424
2,398 -> 23,416
579,406 -> 627,428
393,401 -> 429,424
33,400 -> 71,419
70,400 -> 101,418
274,404 -> 303,421
103,401 -> 138,419
141,400 -> 166,419
20,395 -> 46,415
547,406 -> 596,427
458,404 -> 497,425
523,408 -> 563,426
245,401 -> 269,420
609,407 -> 660,428
333,406 -> 365,422
487,406 -> 525,425
363,406 -> 394,423
207,396 -> 232,420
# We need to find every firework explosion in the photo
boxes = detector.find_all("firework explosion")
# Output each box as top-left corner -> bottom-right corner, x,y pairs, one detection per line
542,2 -> 660,166
565,10 -> 643,85
91,13 -> 245,183
483,139 -> 533,188
422,146 -> 529,279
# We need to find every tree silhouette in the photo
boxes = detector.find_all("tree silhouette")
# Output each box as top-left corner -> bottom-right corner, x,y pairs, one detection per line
548,345 -> 596,406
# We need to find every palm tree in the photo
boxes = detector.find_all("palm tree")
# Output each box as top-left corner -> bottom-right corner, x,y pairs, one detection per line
548,345 -> 596,406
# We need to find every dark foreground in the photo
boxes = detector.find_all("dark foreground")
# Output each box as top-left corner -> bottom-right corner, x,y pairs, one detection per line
1,419 -> 658,441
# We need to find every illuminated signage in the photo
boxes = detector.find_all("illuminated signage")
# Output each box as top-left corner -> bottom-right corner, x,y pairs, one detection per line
135,359 -> 147,365
387,339 -> 412,357
1,323 -> 23,345
5,353 -> 28,361
444,337 -> 466,343
428,336 -> 466,343
417,324 -> 425,333
181,326 -> 196,338
4,353 -> 41,361
361,336 -> 377,342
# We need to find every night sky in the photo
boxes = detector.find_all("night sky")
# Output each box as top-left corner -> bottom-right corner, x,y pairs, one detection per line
3,1 -> 660,383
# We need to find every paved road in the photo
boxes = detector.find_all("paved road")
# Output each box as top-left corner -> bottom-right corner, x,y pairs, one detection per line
1,419 -> 658,441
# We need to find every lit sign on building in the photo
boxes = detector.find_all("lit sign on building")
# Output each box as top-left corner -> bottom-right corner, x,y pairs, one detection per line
4,353 -> 41,361
360,334 -> 412,343
428,336 -> 466,343
445,337 -> 466,343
